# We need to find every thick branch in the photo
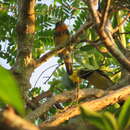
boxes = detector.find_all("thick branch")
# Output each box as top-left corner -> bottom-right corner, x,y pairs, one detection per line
26,88 -> 105,121
0,108 -> 39,130
40,85 -> 130,128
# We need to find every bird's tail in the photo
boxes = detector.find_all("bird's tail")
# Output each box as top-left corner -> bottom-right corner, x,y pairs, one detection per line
63,50 -> 73,75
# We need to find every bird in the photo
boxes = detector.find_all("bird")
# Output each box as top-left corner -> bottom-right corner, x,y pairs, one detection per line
54,21 -> 73,75
78,69 -> 113,90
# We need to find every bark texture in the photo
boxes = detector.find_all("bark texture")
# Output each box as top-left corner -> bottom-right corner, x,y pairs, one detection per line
12,0 -> 36,99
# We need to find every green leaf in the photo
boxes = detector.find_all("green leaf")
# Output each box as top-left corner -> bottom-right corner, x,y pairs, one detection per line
0,66 -> 25,115
80,107 -> 108,130
54,0 -> 62,4
81,107 -> 119,130
118,98 -> 130,129
102,112 -> 118,130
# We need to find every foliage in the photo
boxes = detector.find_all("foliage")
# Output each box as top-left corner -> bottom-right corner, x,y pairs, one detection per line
0,0 -> 17,66
29,87 -> 42,98
81,98 -> 130,130
0,0 -> 129,77
0,66 -> 25,115
0,0 -> 130,125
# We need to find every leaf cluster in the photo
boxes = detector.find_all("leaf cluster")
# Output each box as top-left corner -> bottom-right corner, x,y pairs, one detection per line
81,98 -> 130,130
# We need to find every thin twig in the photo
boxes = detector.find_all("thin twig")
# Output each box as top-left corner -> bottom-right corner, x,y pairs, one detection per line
77,38 -> 100,44
85,0 -> 100,24
118,32 -> 130,35
34,64 -> 59,87
43,63 -> 63,84
101,0 -> 111,29
113,13 -> 130,33
111,7 -> 130,13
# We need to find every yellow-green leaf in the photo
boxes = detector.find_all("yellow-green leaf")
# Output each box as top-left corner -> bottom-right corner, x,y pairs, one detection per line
0,66 -> 25,115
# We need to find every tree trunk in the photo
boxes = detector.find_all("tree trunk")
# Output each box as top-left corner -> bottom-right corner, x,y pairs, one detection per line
12,0 -> 36,100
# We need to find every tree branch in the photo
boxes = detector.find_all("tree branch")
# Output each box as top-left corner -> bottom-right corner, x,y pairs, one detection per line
113,13 -> 130,33
40,85 -> 130,128
34,64 -> 61,87
101,0 -> 111,29
0,108 -> 39,130
27,90 -> 52,110
26,88 -> 106,121
83,0 -> 100,24
87,0 -> 130,72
